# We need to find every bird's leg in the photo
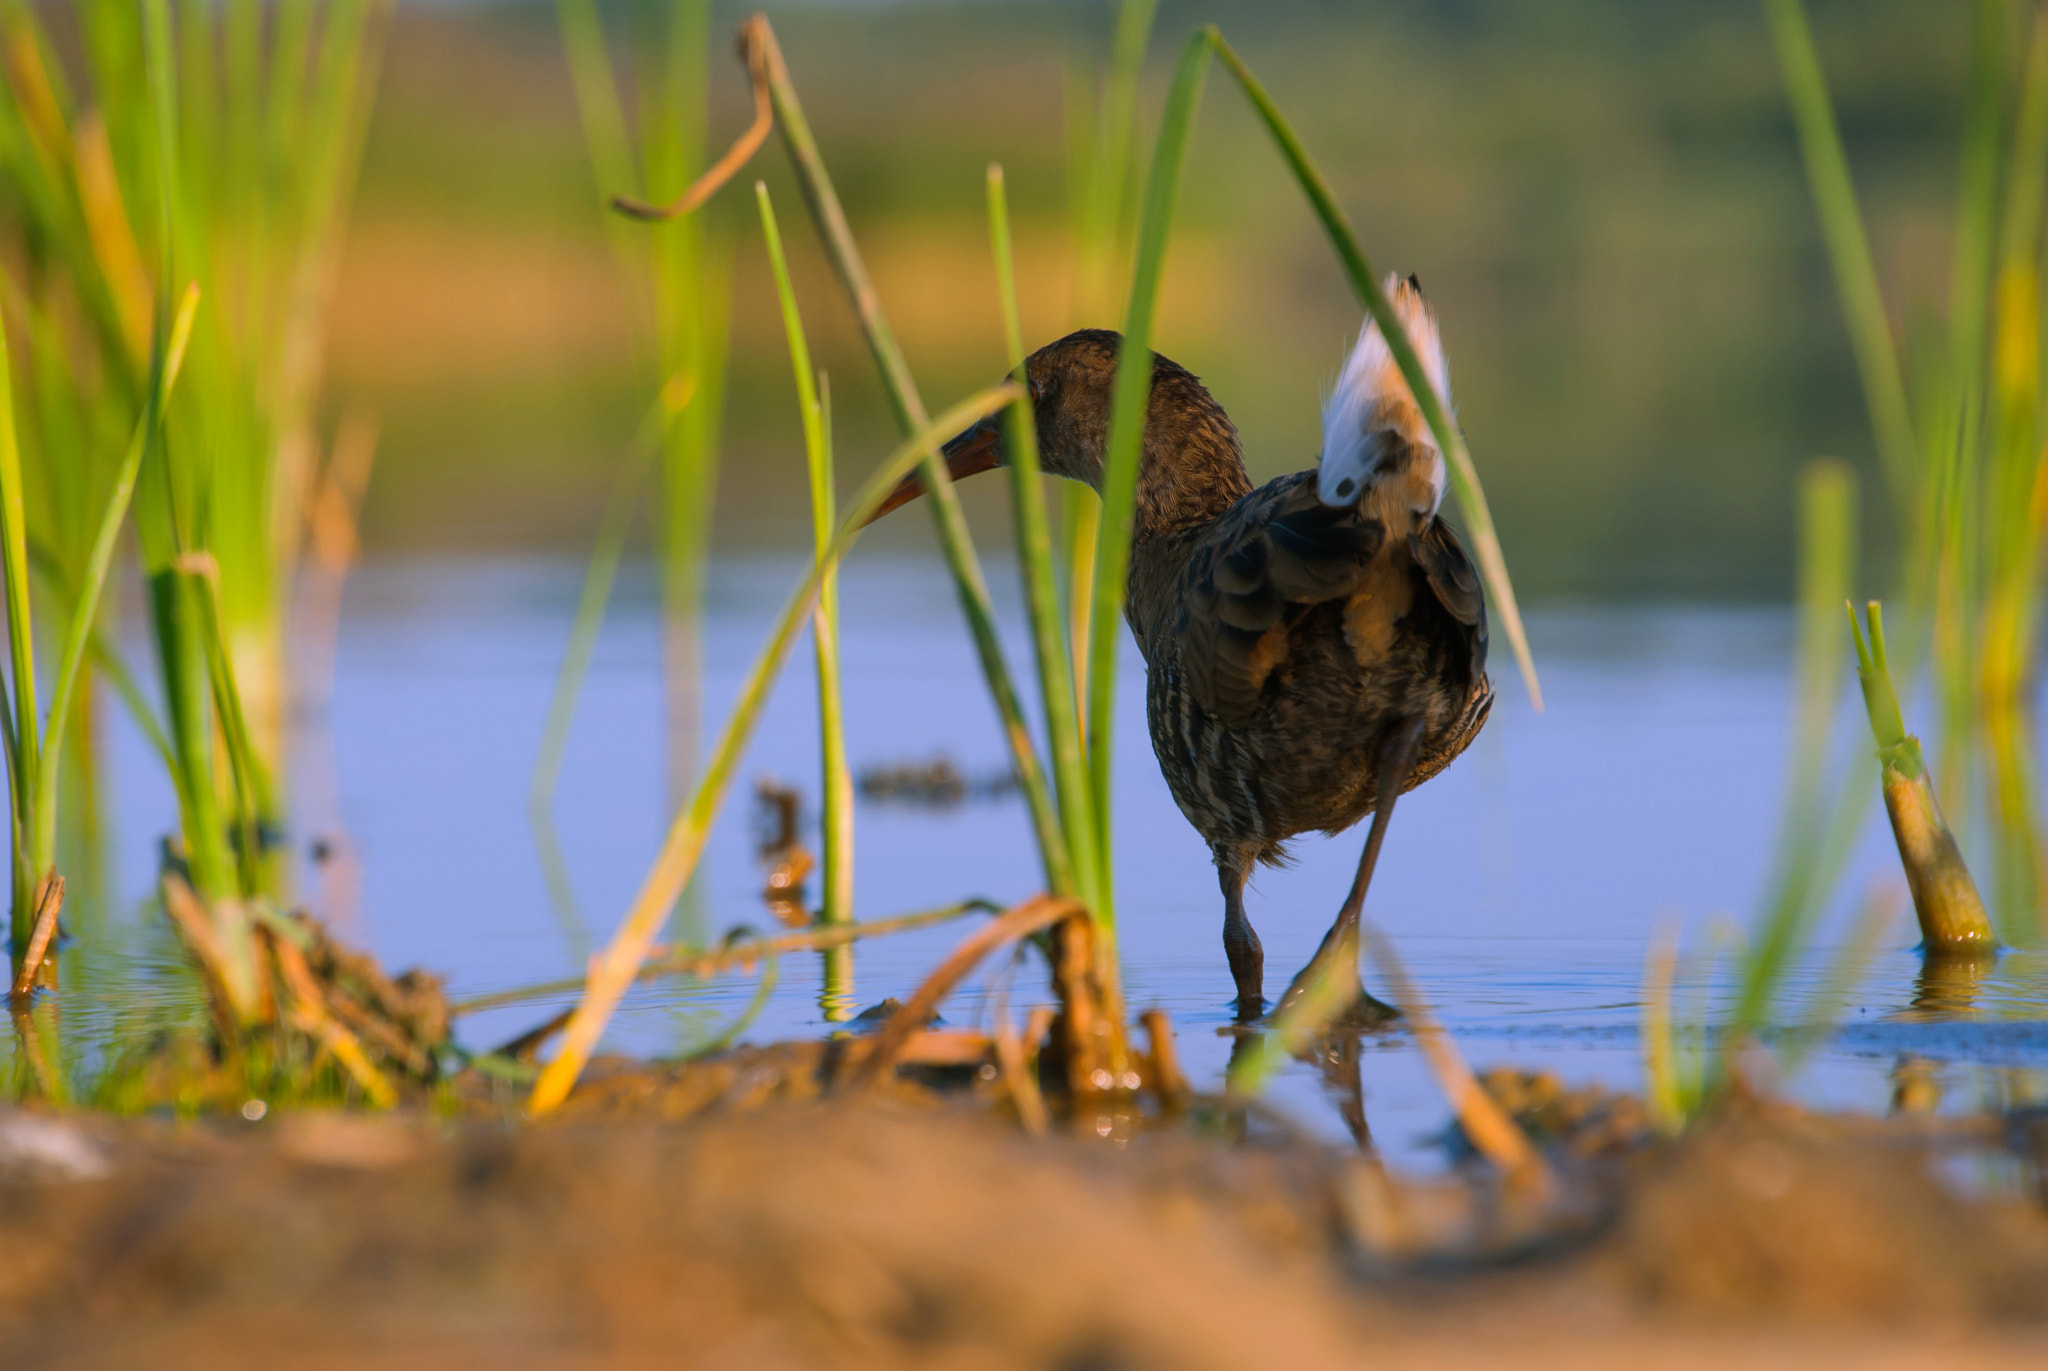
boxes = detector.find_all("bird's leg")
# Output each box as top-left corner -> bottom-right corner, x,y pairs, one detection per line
1313,1031 -> 1374,1151
1276,715 -> 1427,1028
1219,855 -> 1264,1022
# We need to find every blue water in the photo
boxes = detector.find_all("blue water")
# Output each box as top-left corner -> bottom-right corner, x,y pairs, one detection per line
30,555 -> 2048,1168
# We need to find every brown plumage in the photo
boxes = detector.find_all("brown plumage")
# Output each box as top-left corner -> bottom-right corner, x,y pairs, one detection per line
900,283 -> 1492,1017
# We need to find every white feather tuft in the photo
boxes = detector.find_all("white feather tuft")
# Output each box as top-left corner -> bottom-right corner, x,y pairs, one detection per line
1316,273 -> 1452,510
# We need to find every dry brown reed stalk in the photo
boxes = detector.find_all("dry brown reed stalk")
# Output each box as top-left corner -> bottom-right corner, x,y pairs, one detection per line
295,413 -> 381,930
488,1009 -> 576,1067
610,18 -> 775,223
1361,925 -> 1550,1192
1141,1007 -> 1189,1113
270,929 -> 396,1108
850,894 -> 1082,1088
8,873 -> 62,1003
454,899 -> 996,1018
992,980 -> 1050,1136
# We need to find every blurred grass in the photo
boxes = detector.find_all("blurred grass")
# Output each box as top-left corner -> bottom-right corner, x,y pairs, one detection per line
329,0 -> 1969,599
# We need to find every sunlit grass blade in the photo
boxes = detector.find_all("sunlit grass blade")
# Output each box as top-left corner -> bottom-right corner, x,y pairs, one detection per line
0,268 -> 44,947
1731,459 -> 1865,1036
1209,33 -> 1540,713
29,281 -> 198,879
1762,0 -> 1919,511
753,17 -> 1071,897
528,372 -> 695,812
1641,918 -> 1685,1134
755,179 -> 854,1009
988,163 -> 1100,915
527,382 -> 1023,1116
1086,30 -> 1211,937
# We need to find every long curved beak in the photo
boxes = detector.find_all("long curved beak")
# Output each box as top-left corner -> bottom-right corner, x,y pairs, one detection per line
866,415 -> 1004,523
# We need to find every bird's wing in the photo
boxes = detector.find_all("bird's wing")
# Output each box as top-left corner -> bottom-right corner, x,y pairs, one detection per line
1177,471 -> 1385,726
1409,514 -> 1488,680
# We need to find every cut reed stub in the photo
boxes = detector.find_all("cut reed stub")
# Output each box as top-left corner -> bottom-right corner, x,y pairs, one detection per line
1849,602 -> 1998,955
1881,765 -> 1997,954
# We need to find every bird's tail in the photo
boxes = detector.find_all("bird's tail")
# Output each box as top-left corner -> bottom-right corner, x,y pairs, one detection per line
1322,273 -> 1451,458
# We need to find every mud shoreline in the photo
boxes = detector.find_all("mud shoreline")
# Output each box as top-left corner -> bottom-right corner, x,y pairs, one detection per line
4,1054 -> 2046,1370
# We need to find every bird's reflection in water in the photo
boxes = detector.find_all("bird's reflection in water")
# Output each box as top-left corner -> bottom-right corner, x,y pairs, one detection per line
1307,1031 -> 1375,1151
1222,1024 -> 1380,1153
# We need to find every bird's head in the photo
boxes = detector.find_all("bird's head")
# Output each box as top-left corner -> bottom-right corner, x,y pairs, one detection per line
869,330 -> 1126,522
1316,274 -> 1452,522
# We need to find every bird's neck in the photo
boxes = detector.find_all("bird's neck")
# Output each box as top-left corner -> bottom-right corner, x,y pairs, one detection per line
1125,394 -> 1254,542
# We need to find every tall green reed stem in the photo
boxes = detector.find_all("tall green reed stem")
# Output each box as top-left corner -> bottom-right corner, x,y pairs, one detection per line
529,374 -> 697,814
527,384 -> 1023,1115
1,0 -> 387,910
988,164 -> 1100,916
754,20 -> 1072,898
554,0 -> 732,812
1062,0 -> 1159,701
755,181 -> 854,1010
1087,31 -> 1212,933
0,277 -> 197,956
1731,458 -> 1866,1037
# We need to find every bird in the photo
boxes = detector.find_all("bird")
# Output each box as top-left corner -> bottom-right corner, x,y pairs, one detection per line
876,274 -> 1492,1021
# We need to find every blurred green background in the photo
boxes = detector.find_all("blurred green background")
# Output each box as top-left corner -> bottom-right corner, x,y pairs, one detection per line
341,0 -> 1962,597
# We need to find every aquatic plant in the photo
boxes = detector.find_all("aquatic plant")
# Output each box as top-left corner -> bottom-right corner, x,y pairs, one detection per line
754,180 -> 853,1010
1767,0 -> 2048,942
0,0 -> 387,914
553,0 -> 732,809
526,383 -> 1024,1114
1060,0 -> 1159,702
1849,600 -> 1997,952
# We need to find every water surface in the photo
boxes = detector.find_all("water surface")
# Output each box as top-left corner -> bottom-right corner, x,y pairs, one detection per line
37,556 -> 2048,1167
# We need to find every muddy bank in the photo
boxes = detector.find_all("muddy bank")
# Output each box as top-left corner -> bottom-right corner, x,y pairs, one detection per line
2,1068 -> 2047,1369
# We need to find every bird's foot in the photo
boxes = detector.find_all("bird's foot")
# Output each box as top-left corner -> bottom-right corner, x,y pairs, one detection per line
1330,990 -> 1401,1031
1271,943 -> 1400,1032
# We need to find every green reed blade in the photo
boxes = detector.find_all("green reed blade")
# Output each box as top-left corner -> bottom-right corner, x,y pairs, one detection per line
1978,5 -> 2048,937
755,181 -> 853,935
1087,30 -> 1211,924
1061,0 -> 1158,730
1071,0 -> 1159,326
989,163 -> 1101,915
1209,32 -> 1542,712
1948,0 -> 2003,423
0,278 -> 40,818
758,23 -> 1071,896
30,282 -> 198,870
0,272 -> 44,939
1731,460 -> 1866,1038
86,631 -> 174,776
529,376 -> 690,810
1763,0 -> 1920,513
527,383 -> 1022,1116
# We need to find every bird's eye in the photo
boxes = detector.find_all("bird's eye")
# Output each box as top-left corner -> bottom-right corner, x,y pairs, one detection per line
1334,478 -> 1356,500
1028,377 -> 1045,404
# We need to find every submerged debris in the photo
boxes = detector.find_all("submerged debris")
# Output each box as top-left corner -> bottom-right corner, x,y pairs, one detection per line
1451,1067 -> 1656,1163
857,755 -> 1020,808
753,777 -> 817,927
